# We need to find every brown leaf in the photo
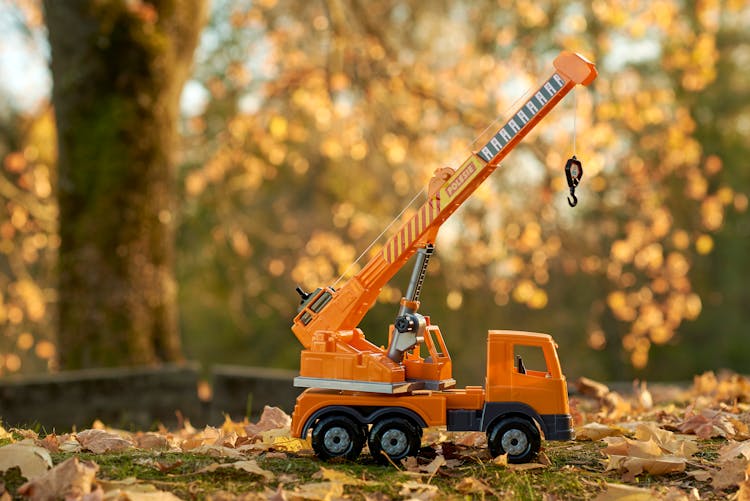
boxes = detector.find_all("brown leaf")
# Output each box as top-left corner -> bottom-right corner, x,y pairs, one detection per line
291,481 -> 344,500
318,467 -> 380,486
398,480 -> 439,500
98,479 -> 183,501
454,431 -> 485,447
17,457 -> 98,500
633,380 -> 653,411
737,464 -> 750,501
686,469 -> 711,482
134,432 -> 170,451
36,435 -> 60,454
710,458 -> 748,490
509,462 -> 549,471
245,406 -> 292,439
576,422 -> 626,441
0,426 -> 12,441
0,443 -> 52,480
197,460 -> 274,481
593,483 -> 657,501
606,455 -> 685,481
155,460 -> 183,474
602,436 -> 663,458
76,429 -> 133,454
180,426 -> 222,450
188,444 -> 245,458
455,477 -> 495,495
220,415 -> 250,436
718,440 -> 750,462
677,409 -> 738,439
576,377 -> 611,399
633,423 -> 697,458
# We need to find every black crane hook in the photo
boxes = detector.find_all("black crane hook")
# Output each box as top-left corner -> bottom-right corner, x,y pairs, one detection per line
565,155 -> 583,208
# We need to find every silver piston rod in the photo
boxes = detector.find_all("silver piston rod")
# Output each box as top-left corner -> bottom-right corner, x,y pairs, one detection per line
387,245 -> 434,363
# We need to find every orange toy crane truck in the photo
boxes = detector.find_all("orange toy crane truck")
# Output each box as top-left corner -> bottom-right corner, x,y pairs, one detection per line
290,51 -> 597,464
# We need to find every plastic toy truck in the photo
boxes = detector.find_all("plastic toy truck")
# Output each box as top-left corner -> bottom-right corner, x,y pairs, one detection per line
289,51 -> 597,463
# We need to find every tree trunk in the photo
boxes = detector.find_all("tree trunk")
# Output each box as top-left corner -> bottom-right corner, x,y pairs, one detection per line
44,0 -> 207,368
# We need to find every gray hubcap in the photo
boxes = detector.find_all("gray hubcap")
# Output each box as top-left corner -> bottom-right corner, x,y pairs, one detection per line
381,429 -> 408,456
501,428 -> 529,456
324,426 -> 351,454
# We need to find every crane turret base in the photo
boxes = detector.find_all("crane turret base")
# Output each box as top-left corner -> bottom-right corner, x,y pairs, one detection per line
293,376 -> 424,394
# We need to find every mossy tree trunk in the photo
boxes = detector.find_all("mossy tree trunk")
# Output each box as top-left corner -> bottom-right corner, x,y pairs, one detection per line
44,0 -> 207,369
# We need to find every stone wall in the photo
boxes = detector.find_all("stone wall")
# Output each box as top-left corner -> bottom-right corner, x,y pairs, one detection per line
0,364 -> 302,431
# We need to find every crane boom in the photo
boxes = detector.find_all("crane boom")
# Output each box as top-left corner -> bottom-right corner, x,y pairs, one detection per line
291,51 -> 596,392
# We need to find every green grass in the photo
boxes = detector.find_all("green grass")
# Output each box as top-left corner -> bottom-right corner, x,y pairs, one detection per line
0,439 -> 737,500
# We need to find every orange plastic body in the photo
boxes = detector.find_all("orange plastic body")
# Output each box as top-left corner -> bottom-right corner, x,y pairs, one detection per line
485,331 -> 570,416
291,331 -> 570,438
291,51 -> 597,388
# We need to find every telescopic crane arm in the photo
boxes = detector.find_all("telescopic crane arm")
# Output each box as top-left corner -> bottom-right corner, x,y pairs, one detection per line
291,51 -> 597,391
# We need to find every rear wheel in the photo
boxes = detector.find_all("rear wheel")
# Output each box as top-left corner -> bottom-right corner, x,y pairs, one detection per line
487,416 -> 540,463
311,415 -> 365,460
368,417 -> 421,464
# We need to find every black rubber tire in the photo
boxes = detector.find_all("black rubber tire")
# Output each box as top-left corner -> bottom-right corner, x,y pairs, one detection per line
368,416 -> 421,464
487,416 -> 541,464
311,415 -> 365,461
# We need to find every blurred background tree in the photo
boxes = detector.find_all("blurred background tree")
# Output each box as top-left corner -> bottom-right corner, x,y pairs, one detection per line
44,0 -> 207,368
0,0 -> 748,381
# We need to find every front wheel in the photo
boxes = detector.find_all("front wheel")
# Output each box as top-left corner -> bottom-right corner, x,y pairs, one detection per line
311,415 -> 365,461
368,417 -> 421,464
487,416 -> 541,463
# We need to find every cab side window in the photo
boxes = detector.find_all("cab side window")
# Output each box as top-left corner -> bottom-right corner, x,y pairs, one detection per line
514,345 -> 547,374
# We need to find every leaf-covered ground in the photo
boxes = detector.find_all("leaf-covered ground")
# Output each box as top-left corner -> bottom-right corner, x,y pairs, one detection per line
1,371 -> 749,500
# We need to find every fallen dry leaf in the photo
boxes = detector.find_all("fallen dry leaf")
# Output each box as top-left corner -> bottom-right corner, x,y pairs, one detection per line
77,429 -> 133,454
99,479 -> 184,501
633,380 -> 653,411
187,444 -> 245,458
291,481 -> 344,501
686,469 -> 712,482
134,432 -> 170,451
220,414 -> 250,436
454,431 -> 485,447
634,423 -> 698,458
576,377 -> 611,399
254,429 -> 309,452
677,409 -> 739,439
736,464 -> 750,501
492,453 -> 508,466
35,434 -> 60,454
606,454 -> 686,481
602,436 -> 663,458
602,428 -> 693,481
318,467 -> 380,486
509,462 -> 549,471
593,482 -> 658,501
197,460 -> 274,481
180,425 -> 224,450
245,406 -> 291,439
576,422 -> 627,441
692,371 -> 750,403
710,457 -> 748,490
0,443 -> 53,480
455,476 -> 495,495
398,480 -> 439,500
719,440 -> 750,461
58,435 -> 82,454
17,457 -> 98,500
401,456 -> 446,478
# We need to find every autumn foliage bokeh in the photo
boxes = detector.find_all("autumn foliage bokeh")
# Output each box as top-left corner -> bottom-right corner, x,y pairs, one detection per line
1,0 -> 748,381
